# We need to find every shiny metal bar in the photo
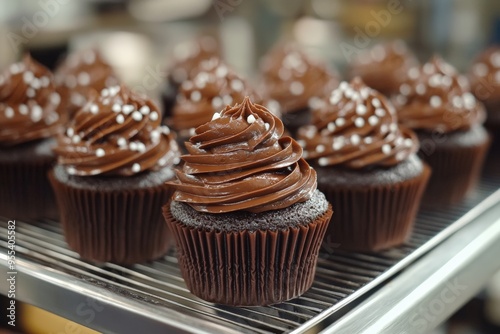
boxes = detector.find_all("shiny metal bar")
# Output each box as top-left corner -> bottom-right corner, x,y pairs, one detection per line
322,195 -> 500,334
0,175 -> 499,333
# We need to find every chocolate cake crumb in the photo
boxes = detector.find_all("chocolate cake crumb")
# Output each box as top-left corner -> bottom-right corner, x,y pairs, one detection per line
315,154 -> 424,187
170,189 -> 330,232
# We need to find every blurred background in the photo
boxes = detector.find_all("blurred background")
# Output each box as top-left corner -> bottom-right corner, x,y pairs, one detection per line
0,0 -> 499,333
0,0 -> 500,94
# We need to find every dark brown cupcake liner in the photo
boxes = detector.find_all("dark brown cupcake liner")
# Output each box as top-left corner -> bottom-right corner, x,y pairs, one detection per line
0,141 -> 58,220
319,166 -> 430,252
49,170 -> 174,264
483,100 -> 500,129
0,157 -> 58,220
163,204 -> 332,306
419,135 -> 491,207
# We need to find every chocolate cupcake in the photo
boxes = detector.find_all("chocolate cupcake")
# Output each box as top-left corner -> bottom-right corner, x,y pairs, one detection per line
0,55 -> 63,219
349,40 -> 419,97
393,56 -> 490,206
49,85 -> 180,264
161,36 -> 220,118
163,97 -> 332,306
297,78 -> 429,251
55,49 -> 118,120
260,44 -> 339,135
169,57 -> 261,146
468,46 -> 500,129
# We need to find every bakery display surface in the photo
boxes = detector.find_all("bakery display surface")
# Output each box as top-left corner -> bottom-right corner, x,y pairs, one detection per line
2,2 -> 500,333
0,153 -> 499,333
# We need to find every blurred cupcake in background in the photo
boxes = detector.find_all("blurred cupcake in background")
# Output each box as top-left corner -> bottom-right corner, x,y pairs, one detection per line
297,78 -> 429,251
168,57 -> 264,148
468,46 -> 500,130
0,55 -> 64,219
393,56 -> 490,206
260,44 -> 340,136
55,49 -> 118,119
161,36 -> 220,119
348,40 -> 419,97
50,84 -> 180,264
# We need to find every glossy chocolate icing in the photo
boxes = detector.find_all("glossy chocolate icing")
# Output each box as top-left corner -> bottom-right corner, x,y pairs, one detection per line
349,40 -> 419,96
54,85 -> 179,176
169,97 -> 317,213
260,44 -> 339,113
468,46 -> 500,125
0,55 -> 63,146
55,49 -> 118,118
393,56 -> 486,133
297,78 -> 418,169
171,57 -> 260,131
169,36 -> 220,86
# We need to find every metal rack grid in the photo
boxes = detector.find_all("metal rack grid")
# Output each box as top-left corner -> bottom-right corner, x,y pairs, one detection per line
1,155 -> 499,333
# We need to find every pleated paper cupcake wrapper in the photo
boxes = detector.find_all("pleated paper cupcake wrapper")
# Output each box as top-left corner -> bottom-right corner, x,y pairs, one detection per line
49,171 -> 174,265
420,139 -> 491,207
483,100 -> 500,129
0,157 -> 58,219
163,204 -> 333,306
319,166 -> 430,252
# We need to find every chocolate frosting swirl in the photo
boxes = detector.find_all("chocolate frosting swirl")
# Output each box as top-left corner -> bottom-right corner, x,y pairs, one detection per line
55,49 -> 118,118
349,40 -> 419,96
468,46 -> 500,104
393,56 -> 485,133
169,97 -> 317,213
297,78 -> 418,169
171,57 -> 261,132
54,85 -> 180,176
169,36 -> 220,86
260,44 -> 339,113
0,55 -> 63,146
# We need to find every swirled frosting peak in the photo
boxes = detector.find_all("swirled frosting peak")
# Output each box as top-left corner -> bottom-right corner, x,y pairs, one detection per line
297,78 -> 418,169
54,85 -> 180,176
169,36 -> 220,86
55,49 -> 118,119
349,40 -> 419,96
169,97 -> 317,213
260,44 -> 339,113
0,55 -> 63,146
393,56 -> 485,133
468,46 -> 500,105
171,57 -> 261,132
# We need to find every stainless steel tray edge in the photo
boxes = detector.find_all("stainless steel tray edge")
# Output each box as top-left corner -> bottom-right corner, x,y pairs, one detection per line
292,188 -> 500,334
